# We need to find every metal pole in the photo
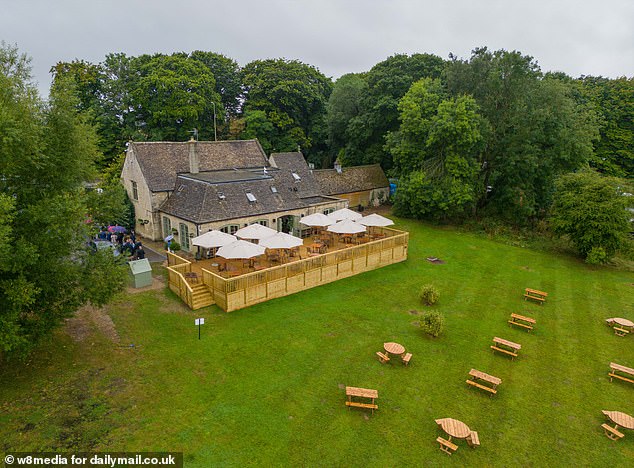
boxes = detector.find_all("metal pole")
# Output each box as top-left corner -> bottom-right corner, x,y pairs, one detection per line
211,102 -> 217,141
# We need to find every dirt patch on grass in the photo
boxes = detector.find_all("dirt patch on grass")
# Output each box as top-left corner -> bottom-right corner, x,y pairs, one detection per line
126,276 -> 165,294
65,305 -> 119,343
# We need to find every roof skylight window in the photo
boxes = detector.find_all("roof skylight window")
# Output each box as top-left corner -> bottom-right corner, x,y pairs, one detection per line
246,192 -> 257,202
292,172 -> 301,181
271,186 -> 278,193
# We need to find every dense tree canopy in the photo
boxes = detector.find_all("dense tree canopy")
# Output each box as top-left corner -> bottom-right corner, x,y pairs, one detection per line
550,169 -> 631,263
1,44 -> 127,358
240,58 -> 332,162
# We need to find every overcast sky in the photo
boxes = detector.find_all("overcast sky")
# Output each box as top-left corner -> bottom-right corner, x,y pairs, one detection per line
2,0 -> 633,96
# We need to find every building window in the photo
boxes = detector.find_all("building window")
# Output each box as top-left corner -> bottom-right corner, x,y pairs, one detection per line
179,223 -> 190,250
131,181 -> 138,200
323,208 -> 334,215
220,224 -> 239,235
246,192 -> 257,202
270,186 -> 278,193
257,220 -> 268,227
162,216 -> 171,238
292,172 -> 301,182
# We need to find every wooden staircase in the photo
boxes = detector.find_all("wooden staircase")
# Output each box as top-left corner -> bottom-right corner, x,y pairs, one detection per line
191,283 -> 214,309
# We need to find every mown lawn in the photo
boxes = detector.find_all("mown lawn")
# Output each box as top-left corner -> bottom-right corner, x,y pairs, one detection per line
1,218 -> 634,466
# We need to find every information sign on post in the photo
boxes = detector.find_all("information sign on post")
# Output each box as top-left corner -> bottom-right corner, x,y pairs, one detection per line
195,318 -> 205,339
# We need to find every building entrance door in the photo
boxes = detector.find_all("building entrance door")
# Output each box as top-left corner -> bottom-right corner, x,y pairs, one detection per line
278,215 -> 294,234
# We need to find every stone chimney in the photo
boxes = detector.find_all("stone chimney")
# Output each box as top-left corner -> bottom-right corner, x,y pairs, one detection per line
188,137 -> 199,174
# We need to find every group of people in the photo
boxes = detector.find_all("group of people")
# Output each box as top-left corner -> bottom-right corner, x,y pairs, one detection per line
97,227 -> 145,260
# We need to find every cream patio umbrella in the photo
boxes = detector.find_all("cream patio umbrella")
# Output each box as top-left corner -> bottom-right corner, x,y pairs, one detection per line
327,219 -> 367,234
358,214 -> 394,227
328,207 -> 363,222
235,223 -> 278,241
191,230 -> 237,248
216,239 -> 267,271
300,213 -> 335,227
258,232 -> 304,249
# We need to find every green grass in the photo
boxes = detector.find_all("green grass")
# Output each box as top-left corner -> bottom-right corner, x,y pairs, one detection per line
2,218 -> 634,466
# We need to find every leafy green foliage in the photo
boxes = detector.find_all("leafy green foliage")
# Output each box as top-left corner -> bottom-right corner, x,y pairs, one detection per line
419,283 -> 440,305
390,79 -> 483,219
444,48 -> 599,223
550,169 -> 631,262
0,44 -> 126,358
419,310 -> 445,337
240,58 -> 332,163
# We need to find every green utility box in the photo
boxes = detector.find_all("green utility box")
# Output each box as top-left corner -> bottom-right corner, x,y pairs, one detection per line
129,258 -> 152,288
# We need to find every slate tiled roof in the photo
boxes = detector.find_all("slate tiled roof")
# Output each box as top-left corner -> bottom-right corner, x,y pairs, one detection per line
269,152 -> 321,198
159,170 -> 337,224
313,164 -> 389,196
131,140 -> 269,192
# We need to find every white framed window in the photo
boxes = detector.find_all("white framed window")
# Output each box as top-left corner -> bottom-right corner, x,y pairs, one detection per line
131,181 -> 138,200
220,224 -> 239,235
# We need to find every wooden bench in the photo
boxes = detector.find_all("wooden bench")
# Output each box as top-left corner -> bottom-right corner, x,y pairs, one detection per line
524,288 -> 548,305
345,401 -> 379,411
467,431 -> 480,448
508,313 -> 536,332
491,337 -> 521,360
466,369 -> 501,397
345,386 -> 378,415
436,437 -> 458,455
491,346 -> 519,359
466,379 -> 497,396
601,423 -> 624,440
614,327 -> 630,337
609,362 -> 634,385
401,353 -> 412,366
376,351 -> 390,363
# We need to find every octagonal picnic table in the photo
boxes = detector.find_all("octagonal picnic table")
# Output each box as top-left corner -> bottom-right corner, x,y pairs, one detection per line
613,318 -> 634,328
603,411 -> 634,430
436,418 -> 471,440
384,342 -> 405,356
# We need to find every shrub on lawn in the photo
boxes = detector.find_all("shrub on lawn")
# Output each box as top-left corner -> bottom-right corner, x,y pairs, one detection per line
165,240 -> 181,251
419,284 -> 440,305
420,311 -> 445,337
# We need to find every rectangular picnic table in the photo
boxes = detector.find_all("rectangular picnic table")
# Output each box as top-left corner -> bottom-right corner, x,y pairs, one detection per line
466,369 -> 502,396
524,288 -> 548,305
609,362 -> 634,385
345,386 -> 378,414
491,337 -> 522,360
508,313 -> 536,332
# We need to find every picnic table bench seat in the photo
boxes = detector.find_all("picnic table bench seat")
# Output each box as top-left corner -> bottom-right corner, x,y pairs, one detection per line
614,327 -> 630,337
466,379 -> 497,395
345,401 -> 378,410
402,353 -> 412,366
436,437 -> 458,455
609,363 -> 634,385
601,423 -> 624,440
467,431 -> 480,448
376,351 -> 390,363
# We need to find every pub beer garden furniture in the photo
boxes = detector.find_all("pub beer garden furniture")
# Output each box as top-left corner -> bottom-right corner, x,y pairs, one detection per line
508,313 -> 536,332
524,288 -> 548,305
465,368 -> 502,396
345,386 -> 378,414
608,362 -> 634,385
491,337 -> 522,360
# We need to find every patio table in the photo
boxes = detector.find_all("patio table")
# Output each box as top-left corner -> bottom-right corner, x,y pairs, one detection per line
384,342 -> 405,355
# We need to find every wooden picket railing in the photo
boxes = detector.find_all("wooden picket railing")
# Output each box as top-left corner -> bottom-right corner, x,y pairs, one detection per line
200,227 -> 408,312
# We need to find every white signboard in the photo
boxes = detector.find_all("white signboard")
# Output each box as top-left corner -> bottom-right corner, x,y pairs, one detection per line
195,318 -> 205,326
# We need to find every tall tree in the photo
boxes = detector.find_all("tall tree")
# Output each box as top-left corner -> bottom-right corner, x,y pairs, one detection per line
444,48 -> 599,223
241,58 -> 332,163
0,44 -> 126,358
338,53 -> 445,169
550,169 -> 632,263
190,50 -> 243,118
388,78 -> 484,220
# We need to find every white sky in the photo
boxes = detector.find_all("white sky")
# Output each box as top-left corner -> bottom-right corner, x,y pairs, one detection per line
2,0 -> 633,96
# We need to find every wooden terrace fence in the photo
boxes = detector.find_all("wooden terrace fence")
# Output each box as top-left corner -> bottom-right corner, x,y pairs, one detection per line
167,227 -> 408,312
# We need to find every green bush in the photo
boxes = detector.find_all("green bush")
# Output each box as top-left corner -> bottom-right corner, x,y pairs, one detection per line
585,246 -> 608,265
420,311 -> 445,337
165,240 -> 181,252
419,284 -> 440,305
